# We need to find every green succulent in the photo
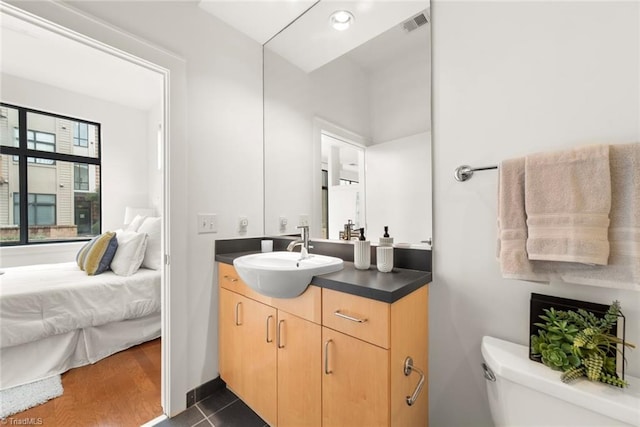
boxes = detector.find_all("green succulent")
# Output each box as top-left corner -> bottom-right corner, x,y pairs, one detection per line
599,372 -> 629,388
540,342 -> 580,371
531,300 -> 634,388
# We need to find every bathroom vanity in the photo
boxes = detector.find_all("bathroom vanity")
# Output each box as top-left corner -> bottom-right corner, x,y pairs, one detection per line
216,246 -> 431,427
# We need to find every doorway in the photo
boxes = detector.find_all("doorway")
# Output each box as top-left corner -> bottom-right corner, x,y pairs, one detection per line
0,2 -> 170,420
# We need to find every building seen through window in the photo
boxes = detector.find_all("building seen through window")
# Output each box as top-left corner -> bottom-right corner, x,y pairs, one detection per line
0,104 -> 101,245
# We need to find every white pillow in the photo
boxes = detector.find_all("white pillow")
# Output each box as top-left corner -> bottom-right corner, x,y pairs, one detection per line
125,214 -> 147,232
111,231 -> 148,276
138,216 -> 161,270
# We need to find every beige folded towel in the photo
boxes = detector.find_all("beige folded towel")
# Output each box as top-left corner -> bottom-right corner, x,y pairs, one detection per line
557,143 -> 640,289
497,157 -> 549,281
525,145 -> 611,265
497,143 -> 640,291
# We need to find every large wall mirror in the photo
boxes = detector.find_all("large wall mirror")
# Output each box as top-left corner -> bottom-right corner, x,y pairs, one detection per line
264,0 -> 431,247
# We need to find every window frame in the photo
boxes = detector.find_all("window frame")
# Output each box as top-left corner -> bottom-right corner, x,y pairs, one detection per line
74,163 -> 90,191
0,102 -> 102,246
13,193 -> 57,226
74,122 -> 89,147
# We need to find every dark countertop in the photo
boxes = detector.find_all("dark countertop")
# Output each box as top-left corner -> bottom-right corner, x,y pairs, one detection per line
215,251 -> 432,304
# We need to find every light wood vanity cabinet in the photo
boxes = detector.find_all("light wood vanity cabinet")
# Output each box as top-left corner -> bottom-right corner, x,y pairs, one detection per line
219,263 -> 321,427
322,286 -> 429,427
219,288 -> 278,424
218,262 -> 429,427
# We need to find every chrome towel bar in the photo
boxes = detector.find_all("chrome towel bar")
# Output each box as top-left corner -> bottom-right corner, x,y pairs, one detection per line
454,164 -> 498,182
404,357 -> 425,406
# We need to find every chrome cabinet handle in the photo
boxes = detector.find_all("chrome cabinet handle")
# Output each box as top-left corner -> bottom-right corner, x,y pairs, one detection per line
234,302 -> 242,326
224,275 -> 238,282
324,339 -> 333,375
404,357 -> 425,406
266,315 -> 273,343
277,320 -> 285,349
334,310 -> 367,323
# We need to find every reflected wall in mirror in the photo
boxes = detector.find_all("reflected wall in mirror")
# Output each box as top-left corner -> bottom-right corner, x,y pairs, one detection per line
264,0 -> 431,246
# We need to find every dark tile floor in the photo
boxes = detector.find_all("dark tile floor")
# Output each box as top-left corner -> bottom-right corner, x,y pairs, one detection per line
155,388 -> 267,427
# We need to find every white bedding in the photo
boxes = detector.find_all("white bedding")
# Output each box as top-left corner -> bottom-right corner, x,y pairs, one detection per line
0,313 -> 160,390
0,262 -> 161,349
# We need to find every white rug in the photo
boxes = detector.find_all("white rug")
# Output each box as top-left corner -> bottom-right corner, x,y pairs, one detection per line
0,375 -> 63,418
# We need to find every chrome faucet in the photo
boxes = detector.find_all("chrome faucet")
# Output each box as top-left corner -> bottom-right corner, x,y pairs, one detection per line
339,220 -> 357,240
286,225 -> 312,259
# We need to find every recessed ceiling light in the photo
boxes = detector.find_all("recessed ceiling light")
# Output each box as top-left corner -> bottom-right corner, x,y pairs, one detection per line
329,10 -> 354,31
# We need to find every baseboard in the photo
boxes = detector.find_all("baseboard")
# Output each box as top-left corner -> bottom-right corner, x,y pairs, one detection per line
186,377 -> 226,408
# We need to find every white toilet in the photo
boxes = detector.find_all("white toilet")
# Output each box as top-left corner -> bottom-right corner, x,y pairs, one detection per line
481,336 -> 640,427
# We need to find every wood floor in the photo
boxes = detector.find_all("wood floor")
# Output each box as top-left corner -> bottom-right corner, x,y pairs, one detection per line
15,338 -> 162,427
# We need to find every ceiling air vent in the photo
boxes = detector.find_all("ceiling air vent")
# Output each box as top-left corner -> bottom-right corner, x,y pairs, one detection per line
402,12 -> 429,33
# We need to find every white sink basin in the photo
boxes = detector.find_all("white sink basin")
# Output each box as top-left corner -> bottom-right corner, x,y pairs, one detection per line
233,251 -> 344,298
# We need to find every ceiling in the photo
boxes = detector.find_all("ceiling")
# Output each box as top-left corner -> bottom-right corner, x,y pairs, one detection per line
200,0 -> 428,73
1,1 -> 427,109
0,12 -> 163,111
198,0 -> 317,45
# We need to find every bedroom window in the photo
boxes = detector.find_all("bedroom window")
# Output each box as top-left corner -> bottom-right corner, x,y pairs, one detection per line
0,103 -> 101,245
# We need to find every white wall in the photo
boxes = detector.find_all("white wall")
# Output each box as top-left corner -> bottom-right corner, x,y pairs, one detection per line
369,43 -> 431,144
263,50 -> 313,236
0,73 -> 153,267
366,132 -> 431,245
431,2 -> 640,426
310,56 -> 372,140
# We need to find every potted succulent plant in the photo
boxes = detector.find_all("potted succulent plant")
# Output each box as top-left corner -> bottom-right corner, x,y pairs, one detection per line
530,301 -> 635,388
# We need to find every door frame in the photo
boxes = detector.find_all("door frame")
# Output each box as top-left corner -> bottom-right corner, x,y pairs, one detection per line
0,2 -> 172,416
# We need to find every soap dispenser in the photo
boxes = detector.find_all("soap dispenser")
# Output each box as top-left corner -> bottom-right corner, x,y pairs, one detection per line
353,228 -> 371,270
376,226 -> 394,273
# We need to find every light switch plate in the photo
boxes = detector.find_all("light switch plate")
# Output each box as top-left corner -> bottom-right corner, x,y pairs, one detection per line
197,213 -> 217,234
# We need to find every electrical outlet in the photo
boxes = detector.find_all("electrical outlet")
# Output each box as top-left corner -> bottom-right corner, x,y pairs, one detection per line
239,216 -> 248,233
299,214 -> 309,227
197,213 -> 217,234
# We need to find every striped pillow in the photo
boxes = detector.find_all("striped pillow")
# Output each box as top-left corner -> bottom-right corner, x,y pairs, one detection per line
76,235 -> 99,269
76,231 -> 119,275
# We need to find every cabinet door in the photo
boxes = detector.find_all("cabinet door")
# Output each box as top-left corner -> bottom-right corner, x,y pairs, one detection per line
277,312 -> 321,427
219,289 -> 277,426
219,288 -> 243,395
322,327 -> 389,427
239,295 -> 278,426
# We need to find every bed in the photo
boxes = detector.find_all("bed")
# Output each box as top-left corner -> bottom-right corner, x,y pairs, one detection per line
0,262 -> 161,390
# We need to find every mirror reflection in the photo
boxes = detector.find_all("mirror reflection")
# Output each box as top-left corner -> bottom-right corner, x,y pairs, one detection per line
264,0 -> 432,246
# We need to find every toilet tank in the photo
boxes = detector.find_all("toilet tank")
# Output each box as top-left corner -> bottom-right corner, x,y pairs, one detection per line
481,336 -> 640,427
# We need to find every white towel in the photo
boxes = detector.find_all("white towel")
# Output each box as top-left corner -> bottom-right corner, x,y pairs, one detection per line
525,145 -> 611,265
